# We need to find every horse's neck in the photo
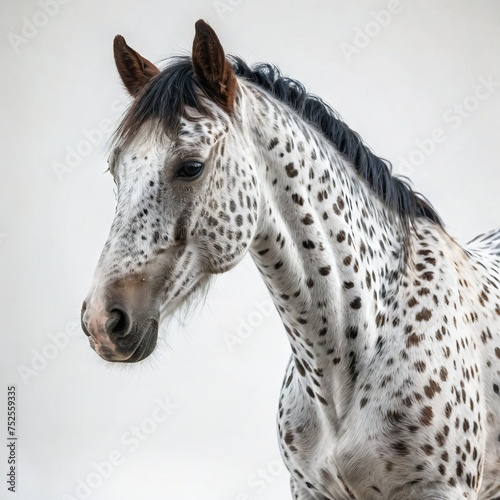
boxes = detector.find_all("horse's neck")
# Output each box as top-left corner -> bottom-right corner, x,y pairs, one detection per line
239,85 -> 415,411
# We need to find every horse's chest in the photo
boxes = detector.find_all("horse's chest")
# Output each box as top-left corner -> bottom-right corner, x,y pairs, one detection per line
277,352 -> 497,500
277,366 -> 386,499
278,399 -> 374,499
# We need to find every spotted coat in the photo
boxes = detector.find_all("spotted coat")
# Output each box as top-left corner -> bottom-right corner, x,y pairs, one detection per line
82,22 -> 500,499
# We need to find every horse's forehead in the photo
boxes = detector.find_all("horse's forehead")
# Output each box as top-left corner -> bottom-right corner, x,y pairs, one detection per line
114,121 -> 170,157
177,114 -> 225,140
122,115 -> 223,152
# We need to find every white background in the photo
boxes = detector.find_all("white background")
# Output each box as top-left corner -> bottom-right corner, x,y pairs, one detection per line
1,1 -> 499,499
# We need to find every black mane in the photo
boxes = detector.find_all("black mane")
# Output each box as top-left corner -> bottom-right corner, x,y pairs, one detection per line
116,57 -> 205,141
117,55 -> 443,228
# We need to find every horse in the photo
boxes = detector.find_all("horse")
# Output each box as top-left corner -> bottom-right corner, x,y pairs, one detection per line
81,20 -> 500,499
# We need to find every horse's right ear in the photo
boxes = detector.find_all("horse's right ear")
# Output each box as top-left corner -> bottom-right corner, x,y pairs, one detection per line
113,35 -> 160,97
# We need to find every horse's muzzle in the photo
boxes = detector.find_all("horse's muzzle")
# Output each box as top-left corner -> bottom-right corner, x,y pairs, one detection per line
81,299 -> 159,362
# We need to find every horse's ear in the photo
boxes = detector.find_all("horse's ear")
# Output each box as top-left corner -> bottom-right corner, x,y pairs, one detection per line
113,35 -> 160,97
192,20 -> 237,112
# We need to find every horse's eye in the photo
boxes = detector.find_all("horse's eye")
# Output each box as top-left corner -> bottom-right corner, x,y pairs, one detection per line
177,161 -> 205,179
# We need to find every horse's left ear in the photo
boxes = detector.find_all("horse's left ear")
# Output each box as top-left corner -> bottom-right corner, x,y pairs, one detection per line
113,35 -> 160,97
192,20 -> 237,113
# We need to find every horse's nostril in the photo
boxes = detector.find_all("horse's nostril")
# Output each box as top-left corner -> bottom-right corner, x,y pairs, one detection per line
106,307 -> 131,337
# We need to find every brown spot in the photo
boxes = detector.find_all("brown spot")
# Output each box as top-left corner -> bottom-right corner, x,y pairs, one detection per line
319,266 -> 331,276
445,403 -> 452,419
285,162 -> 298,177
435,432 -> 446,447
350,297 -> 362,309
414,361 -> 426,372
387,410 -> 404,424
359,241 -> 367,257
408,297 -> 418,308
424,379 -> 442,399
295,358 -> 305,376
407,333 -> 422,347
420,406 -> 434,426
365,271 -> 372,289
376,313 -> 385,327
416,308 -> 432,322
421,443 -> 434,455
301,213 -> 314,225
317,190 -> 328,202
346,326 -> 358,339
463,419 -> 470,433
268,137 -> 279,150
403,396 -> 413,408
392,441 -> 409,456
421,271 -> 434,281
316,394 -> 328,405
440,367 -> 448,382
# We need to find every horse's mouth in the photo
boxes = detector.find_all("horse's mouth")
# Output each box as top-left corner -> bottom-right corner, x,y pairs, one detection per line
88,319 -> 159,363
